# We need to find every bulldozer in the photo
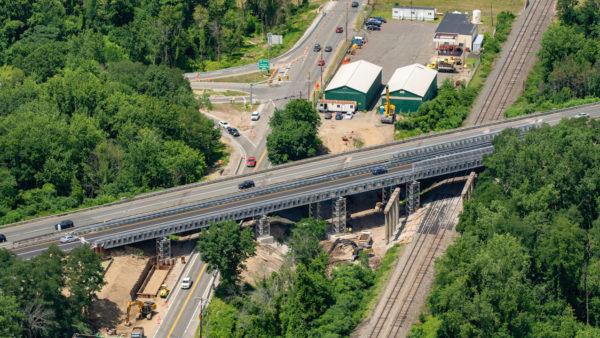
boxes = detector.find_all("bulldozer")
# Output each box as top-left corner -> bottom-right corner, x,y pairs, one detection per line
159,284 -> 169,298
380,85 -> 396,124
125,300 -> 156,326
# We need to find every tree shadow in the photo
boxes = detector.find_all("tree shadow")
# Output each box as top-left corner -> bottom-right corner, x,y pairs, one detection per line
88,298 -> 122,331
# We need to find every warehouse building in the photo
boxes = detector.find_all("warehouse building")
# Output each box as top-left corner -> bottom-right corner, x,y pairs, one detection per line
382,64 -> 438,113
392,6 -> 436,21
434,12 -> 478,53
325,60 -> 382,111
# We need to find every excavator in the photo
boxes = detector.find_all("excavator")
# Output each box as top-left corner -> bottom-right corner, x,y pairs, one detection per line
125,300 -> 156,326
380,85 -> 396,124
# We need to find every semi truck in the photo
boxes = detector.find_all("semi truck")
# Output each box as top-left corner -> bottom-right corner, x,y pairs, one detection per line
318,99 -> 357,114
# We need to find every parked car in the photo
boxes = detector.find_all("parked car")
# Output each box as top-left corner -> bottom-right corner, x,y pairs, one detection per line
336,26 -> 343,33
318,59 -> 325,66
251,111 -> 260,121
313,43 -> 321,52
0,234 -> 6,243
60,234 -> 79,243
366,24 -> 381,31
324,112 -> 333,119
352,1 -> 359,7
218,121 -> 230,129
345,112 -> 353,119
181,277 -> 192,289
238,180 -> 255,189
227,127 -> 240,136
335,112 -> 343,120
246,157 -> 256,167
324,46 -> 332,52
576,112 -> 590,117
372,167 -> 388,175
373,16 -> 387,23
55,219 -> 74,231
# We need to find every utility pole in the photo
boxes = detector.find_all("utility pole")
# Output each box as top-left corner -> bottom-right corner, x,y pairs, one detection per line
345,3 -> 348,41
411,0 -> 413,20
307,71 -> 310,101
491,3 -> 494,27
198,299 -> 205,337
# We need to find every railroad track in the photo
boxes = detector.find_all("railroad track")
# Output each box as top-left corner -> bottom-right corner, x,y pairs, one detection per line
474,0 -> 555,125
366,191 -> 463,337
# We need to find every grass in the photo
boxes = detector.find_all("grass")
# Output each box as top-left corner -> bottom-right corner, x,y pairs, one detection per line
194,89 -> 248,97
210,69 -> 277,83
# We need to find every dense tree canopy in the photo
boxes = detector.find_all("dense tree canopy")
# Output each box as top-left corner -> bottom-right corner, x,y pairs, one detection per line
411,119 -> 600,336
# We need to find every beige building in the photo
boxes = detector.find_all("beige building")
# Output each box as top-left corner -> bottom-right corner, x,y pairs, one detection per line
434,13 -> 478,54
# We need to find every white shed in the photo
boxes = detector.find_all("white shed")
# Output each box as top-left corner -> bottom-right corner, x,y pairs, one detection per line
392,6 -> 436,21
472,34 -> 484,53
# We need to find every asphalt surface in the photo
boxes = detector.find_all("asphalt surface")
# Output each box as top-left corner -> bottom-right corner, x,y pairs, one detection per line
154,254 -> 213,338
8,104 -> 600,258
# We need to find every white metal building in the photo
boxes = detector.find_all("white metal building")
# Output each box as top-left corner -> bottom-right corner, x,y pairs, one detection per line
392,6 -> 436,21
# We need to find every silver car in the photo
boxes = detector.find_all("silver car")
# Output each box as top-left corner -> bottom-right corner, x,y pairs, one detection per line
60,234 -> 79,243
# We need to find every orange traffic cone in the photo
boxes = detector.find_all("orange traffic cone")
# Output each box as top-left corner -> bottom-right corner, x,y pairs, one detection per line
157,315 -> 161,324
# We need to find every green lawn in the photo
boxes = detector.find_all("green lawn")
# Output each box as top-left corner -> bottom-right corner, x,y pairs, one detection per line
210,69 -> 276,83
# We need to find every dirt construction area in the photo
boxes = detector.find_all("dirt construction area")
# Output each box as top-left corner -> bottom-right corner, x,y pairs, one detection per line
319,110 -> 395,153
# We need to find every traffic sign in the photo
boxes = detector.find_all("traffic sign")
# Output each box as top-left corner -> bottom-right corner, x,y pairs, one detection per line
258,60 -> 269,71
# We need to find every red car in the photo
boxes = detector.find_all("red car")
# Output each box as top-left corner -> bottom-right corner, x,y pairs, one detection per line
336,26 -> 343,33
246,157 -> 256,167
318,59 -> 325,66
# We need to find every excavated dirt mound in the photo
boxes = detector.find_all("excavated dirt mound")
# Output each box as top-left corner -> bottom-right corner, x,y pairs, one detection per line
242,243 -> 288,285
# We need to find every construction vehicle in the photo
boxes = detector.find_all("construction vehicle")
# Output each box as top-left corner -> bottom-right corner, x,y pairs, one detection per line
125,300 -> 156,326
159,284 -> 169,298
328,238 -> 373,260
131,327 -> 145,338
381,85 -> 396,124
437,58 -> 456,72
358,231 -> 372,246
427,62 -> 437,69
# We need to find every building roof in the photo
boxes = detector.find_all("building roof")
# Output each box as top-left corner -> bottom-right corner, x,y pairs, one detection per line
436,13 -> 476,36
393,5 -> 436,10
386,64 -> 437,97
326,60 -> 382,94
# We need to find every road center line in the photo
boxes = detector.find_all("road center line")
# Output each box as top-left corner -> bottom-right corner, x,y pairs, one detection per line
167,263 -> 208,338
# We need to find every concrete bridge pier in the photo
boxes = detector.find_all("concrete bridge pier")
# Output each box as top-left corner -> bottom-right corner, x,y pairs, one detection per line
461,172 -> 477,200
256,215 -> 274,244
384,187 -> 401,243
406,181 -> 420,215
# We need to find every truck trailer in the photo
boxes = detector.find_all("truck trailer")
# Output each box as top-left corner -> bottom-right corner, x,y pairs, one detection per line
318,99 -> 357,114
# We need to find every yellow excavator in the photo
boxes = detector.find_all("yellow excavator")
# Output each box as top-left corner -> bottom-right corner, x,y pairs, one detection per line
125,300 -> 156,326
381,85 -> 396,124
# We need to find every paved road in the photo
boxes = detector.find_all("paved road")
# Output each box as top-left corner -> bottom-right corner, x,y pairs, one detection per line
154,254 -> 214,338
8,104 -> 600,257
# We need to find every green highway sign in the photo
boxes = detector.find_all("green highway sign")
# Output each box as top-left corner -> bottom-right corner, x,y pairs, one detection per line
259,59 -> 269,71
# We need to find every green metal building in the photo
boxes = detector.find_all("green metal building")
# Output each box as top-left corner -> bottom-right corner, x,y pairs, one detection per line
325,60 -> 383,111
382,64 -> 438,113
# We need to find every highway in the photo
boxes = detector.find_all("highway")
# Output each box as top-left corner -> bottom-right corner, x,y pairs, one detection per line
4,103 -> 600,258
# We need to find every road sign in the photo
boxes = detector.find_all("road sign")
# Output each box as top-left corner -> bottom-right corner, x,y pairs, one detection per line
268,34 -> 283,45
258,60 -> 269,71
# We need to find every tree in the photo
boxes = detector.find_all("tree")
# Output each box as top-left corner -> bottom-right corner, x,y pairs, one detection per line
287,218 -> 327,265
65,245 -> 105,316
196,220 -> 257,291
0,295 -> 24,337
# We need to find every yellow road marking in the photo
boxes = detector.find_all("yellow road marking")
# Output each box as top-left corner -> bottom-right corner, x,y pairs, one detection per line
254,148 -> 268,171
167,263 -> 208,338
15,164 -> 411,252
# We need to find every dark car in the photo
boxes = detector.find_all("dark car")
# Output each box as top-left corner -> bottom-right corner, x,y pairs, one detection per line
324,46 -> 332,52
324,112 -> 333,119
351,1 -> 359,8
246,157 -> 256,167
336,26 -> 343,33
229,127 -> 240,137
238,180 -> 255,189
335,112 -> 343,120
0,234 -> 6,243
366,24 -> 381,31
318,59 -> 325,66
55,219 -> 74,231
372,167 -> 388,175
313,43 -> 321,52
373,16 -> 387,23
366,19 -> 382,26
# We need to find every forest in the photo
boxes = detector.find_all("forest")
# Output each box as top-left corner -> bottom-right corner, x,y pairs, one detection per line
410,119 -> 600,336
0,246 -> 105,336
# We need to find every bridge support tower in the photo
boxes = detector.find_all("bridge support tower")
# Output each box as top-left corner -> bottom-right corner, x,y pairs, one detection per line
256,215 -> 274,244
384,187 -> 401,243
309,202 -> 323,220
157,237 -> 171,265
406,181 -> 420,215
331,197 -> 347,234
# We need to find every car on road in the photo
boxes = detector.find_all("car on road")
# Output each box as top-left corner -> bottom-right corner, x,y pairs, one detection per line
352,1 -> 359,7
324,112 -> 332,119
335,112 -> 343,120
181,277 -> 192,289
372,167 -> 388,175
0,234 -> 6,243
55,219 -> 74,231
238,180 -> 255,189
336,26 -> 343,33
345,112 -> 353,119
251,111 -> 260,121
218,121 -> 230,129
324,46 -> 332,52
366,24 -> 381,31
60,234 -> 79,243
576,112 -> 590,118
318,59 -> 325,66
227,127 -> 240,137
246,157 -> 256,167
313,43 -> 321,52
373,16 -> 387,23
